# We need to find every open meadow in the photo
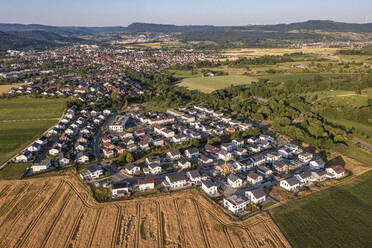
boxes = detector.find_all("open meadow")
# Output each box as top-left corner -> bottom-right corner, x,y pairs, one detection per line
0,96 -> 66,165
0,175 -> 290,248
178,75 -> 256,93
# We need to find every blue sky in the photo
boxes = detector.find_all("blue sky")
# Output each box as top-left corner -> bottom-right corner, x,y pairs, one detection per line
0,0 -> 371,26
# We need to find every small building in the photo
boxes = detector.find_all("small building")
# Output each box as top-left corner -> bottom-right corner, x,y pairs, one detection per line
138,178 -> 155,191
311,170 -> 327,182
148,163 -> 162,175
295,171 -> 312,185
112,182 -> 130,197
167,150 -> 181,160
184,148 -> 200,159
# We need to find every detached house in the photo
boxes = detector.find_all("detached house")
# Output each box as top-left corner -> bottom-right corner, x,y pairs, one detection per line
246,172 -> 264,185
184,148 -> 200,159
165,173 -> 188,189
167,150 -> 181,160
295,171 -> 312,185
227,174 -> 243,188
112,182 -> 130,197
298,152 -> 313,163
125,164 -> 141,175
309,158 -> 325,170
138,178 -> 155,191
326,165 -> 345,179
245,188 -> 266,205
280,177 -> 301,192
224,195 -> 249,214
187,170 -> 202,184
148,163 -> 162,175
202,180 -> 218,196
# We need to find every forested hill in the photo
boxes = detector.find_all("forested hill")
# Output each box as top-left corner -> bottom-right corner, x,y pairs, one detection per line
0,23 -> 125,35
126,20 -> 372,33
0,30 -> 83,51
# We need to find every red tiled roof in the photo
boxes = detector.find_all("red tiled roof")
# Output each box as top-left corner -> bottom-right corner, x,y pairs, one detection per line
138,178 -> 154,184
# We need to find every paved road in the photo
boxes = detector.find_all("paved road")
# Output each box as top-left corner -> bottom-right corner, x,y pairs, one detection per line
353,138 -> 372,152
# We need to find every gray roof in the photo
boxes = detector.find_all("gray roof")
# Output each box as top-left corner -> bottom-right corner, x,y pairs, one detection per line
227,174 -> 241,182
247,171 -> 261,180
286,176 -> 300,186
250,188 -> 266,199
202,180 -> 216,188
167,173 -> 187,183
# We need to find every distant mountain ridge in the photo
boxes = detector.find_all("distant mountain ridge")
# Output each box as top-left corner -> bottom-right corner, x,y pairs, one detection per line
126,20 -> 372,33
1,20 -> 372,34
0,23 -> 125,35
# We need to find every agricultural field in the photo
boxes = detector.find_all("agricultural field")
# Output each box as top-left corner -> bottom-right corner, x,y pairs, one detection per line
0,176 -> 290,248
0,83 -> 27,94
222,47 -> 338,58
271,169 -> 372,248
178,75 -> 256,93
0,96 -> 66,165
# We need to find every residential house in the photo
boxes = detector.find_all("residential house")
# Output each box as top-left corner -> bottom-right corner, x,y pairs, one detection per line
280,177 -> 301,191
187,170 -> 202,184
309,158 -> 325,170
125,164 -> 141,175
112,182 -> 130,197
138,178 -> 155,191
298,152 -> 313,163
245,188 -> 266,205
295,171 -> 312,185
227,174 -> 243,188
223,195 -> 249,214
167,150 -> 181,160
311,170 -> 327,182
272,160 -> 289,174
148,163 -> 162,175
177,157 -> 191,169
257,166 -> 273,178
184,148 -> 200,159
246,172 -> 264,185
326,165 -> 345,179
165,173 -> 188,189
202,180 -> 218,196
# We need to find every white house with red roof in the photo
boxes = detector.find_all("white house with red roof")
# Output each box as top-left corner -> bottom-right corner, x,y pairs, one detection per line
326,165 -> 345,179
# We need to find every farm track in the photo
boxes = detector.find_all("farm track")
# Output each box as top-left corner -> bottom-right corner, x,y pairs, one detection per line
135,203 -> 141,248
63,179 -> 98,209
154,200 -> 164,248
243,228 -> 260,248
0,181 -> 50,230
256,215 -> 288,248
191,198 -> 211,248
40,190 -> 74,248
13,181 -> 64,248
223,226 -> 235,248
0,185 -> 12,199
173,199 -> 186,247
63,204 -> 85,248
111,205 -> 122,248
0,182 -> 31,220
87,208 -> 103,248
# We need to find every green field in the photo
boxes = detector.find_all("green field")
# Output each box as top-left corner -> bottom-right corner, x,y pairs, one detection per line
178,75 -> 256,93
272,170 -> 372,248
0,96 -> 66,165
0,96 -> 66,121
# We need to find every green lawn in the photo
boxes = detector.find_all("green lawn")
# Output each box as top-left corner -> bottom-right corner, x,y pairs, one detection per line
0,163 -> 30,180
0,96 -> 66,165
271,170 -> 372,248
178,75 -> 256,93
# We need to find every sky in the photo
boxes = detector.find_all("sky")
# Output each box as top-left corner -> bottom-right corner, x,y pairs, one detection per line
0,0 -> 371,27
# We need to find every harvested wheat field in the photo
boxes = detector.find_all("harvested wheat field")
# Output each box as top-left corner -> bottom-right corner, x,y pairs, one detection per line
0,176 -> 291,248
